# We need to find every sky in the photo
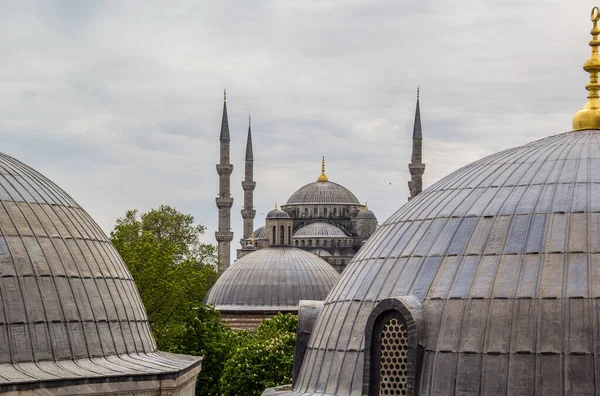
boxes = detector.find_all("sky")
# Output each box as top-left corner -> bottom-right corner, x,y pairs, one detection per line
0,0 -> 597,257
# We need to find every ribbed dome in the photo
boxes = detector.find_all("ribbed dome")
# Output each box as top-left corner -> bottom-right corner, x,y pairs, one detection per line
285,181 -> 360,205
253,225 -> 267,239
356,208 -> 376,219
204,247 -> 339,312
266,208 -> 291,219
289,130 -> 600,395
293,222 -> 347,238
0,153 -> 199,386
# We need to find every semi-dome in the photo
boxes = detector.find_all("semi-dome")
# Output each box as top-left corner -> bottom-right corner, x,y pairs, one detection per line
287,130 -> 600,395
253,225 -> 267,239
356,207 -> 376,219
0,153 -> 200,389
293,222 -> 347,238
204,247 -> 339,312
285,181 -> 360,205
266,207 -> 291,219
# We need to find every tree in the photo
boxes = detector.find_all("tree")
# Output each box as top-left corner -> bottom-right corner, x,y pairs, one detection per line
110,205 -> 219,348
220,314 -> 298,396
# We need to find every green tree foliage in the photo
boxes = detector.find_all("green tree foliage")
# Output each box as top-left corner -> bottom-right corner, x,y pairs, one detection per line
110,205 -> 219,348
220,313 -> 298,396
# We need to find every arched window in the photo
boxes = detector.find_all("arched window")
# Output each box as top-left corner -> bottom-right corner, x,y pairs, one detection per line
301,240 -> 306,247
272,226 -> 276,244
314,207 -> 318,217
304,208 -> 309,217
288,226 -> 292,244
280,225 -> 285,245
323,207 -> 328,217
342,208 -> 346,217
323,240 -> 328,247
363,297 -> 422,396
295,240 -> 299,246
308,240 -> 313,247
337,240 -> 341,247
316,240 -> 320,247
333,208 -> 337,216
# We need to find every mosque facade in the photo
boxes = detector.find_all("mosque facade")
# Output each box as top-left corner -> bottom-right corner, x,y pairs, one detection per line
216,90 -> 425,273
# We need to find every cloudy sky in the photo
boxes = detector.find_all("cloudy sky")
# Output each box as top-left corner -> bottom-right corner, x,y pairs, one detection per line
0,0 -> 597,255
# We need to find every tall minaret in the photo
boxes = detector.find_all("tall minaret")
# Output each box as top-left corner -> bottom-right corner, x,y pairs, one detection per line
408,87 -> 425,200
215,90 -> 234,272
241,114 -> 256,240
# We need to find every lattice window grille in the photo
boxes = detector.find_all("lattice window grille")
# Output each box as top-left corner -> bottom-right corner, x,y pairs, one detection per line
379,318 -> 408,396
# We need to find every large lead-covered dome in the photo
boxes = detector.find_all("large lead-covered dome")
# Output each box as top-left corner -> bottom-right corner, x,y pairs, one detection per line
285,180 -> 360,205
287,130 -> 600,395
0,153 -> 199,388
205,247 -> 339,312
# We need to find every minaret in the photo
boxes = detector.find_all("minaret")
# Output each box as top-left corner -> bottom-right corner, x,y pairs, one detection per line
241,114 -> 256,240
408,87 -> 426,200
215,90 -> 234,272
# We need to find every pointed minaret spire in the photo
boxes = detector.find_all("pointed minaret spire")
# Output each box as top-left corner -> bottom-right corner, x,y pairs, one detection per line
408,87 -> 426,201
215,91 -> 234,272
241,113 -> 256,241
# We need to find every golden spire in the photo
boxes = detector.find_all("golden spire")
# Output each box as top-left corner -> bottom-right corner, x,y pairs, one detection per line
365,201 -> 368,210
251,231 -> 255,246
317,156 -> 329,182
573,7 -> 600,130
274,202 -> 278,210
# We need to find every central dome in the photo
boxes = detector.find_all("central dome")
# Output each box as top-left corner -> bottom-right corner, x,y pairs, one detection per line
285,181 -> 360,205
293,222 -> 347,238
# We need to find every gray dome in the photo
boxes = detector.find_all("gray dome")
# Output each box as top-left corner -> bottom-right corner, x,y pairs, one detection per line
285,181 -> 360,205
253,225 -> 267,239
293,222 -> 348,238
356,207 -> 376,219
308,248 -> 332,257
0,153 -> 199,387
290,130 -> 600,395
266,208 -> 291,219
204,247 -> 339,312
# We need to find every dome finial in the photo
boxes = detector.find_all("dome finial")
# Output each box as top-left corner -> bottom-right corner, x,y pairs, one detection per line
365,201 -> 368,210
318,156 -> 329,182
274,202 -> 278,210
573,7 -> 600,130
251,231 -> 255,246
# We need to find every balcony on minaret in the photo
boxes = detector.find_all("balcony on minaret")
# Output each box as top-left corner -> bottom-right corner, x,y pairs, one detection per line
215,230 -> 234,242
242,181 -> 256,191
409,163 -> 426,175
215,196 -> 234,209
216,164 -> 234,175
241,207 -> 256,219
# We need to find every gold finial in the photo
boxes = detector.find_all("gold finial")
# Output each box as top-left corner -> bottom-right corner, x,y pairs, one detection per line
251,231 -> 255,246
274,202 -> 278,210
573,7 -> 600,130
224,88 -> 227,102
365,201 -> 368,210
317,156 -> 329,182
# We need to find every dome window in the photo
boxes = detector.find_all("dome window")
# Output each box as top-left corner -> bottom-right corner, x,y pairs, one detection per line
363,297 -> 424,396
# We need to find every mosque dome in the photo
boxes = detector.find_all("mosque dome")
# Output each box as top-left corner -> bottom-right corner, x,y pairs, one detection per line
293,222 -> 347,238
285,181 -> 360,205
0,153 -> 199,388
253,225 -> 267,239
356,207 -> 376,219
266,207 -> 291,219
204,247 -> 339,312
286,130 -> 600,395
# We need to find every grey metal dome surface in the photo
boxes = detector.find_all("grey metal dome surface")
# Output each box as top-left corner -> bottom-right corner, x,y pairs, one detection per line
285,130 -> 600,395
0,153 -> 199,387
285,181 -> 360,205
204,247 -> 339,312
356,207 -> 376,219
266,208 -> 291,219
293,222 -> 348,238
253,225 -> 267,239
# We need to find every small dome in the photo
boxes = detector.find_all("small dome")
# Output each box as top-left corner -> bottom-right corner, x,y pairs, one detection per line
309,248 -> 332,257
266,208 -> 291,219
253,225 -> 267,239
356,208 -> 376,219
0,153 -> 199,386
293,222 -> 348,238
285,181 -> 360,205
204,247 -> 339,312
